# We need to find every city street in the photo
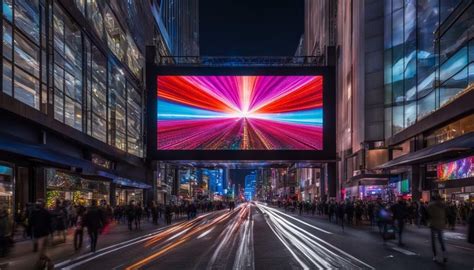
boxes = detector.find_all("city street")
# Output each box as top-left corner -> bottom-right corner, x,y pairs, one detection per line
54,203 -> 474,270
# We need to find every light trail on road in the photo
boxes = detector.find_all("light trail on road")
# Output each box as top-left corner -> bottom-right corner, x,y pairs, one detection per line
256,203 -> 375,270
126,204 -> 253,270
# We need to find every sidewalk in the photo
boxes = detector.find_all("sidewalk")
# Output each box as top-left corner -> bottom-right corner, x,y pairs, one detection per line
0,217 -> 183,270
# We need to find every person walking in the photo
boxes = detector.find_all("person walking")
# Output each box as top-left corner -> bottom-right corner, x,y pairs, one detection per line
29,199 -> 52,266
427,194 -> 447,263
0,207 -> 11,257
84,199 -> 104,253
151,202 -> 158,225
468,207 -> 474,244
165,204 -> 173,225
73,204 -> 86,251
125,201 -> 135,231
336,202 -> 345,230
134,202 -> 143,230
391,199 -> 407,246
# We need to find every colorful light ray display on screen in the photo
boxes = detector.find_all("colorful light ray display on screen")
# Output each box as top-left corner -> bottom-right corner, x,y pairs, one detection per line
157,75 -> 323,150
437,156 -> 474,181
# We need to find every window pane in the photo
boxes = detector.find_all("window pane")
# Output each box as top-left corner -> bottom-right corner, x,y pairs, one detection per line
440,66 -> 468,106
54,64 -> 64,91
405,101 -> 416,127
3,22 -> 13,60
75,0 -> 86,16
87,0 -> 104,39
54,89 -> 64,121
104,6 -> 126,61
3,0 -> 13,21
439,47 -> 467,82
439,5 -> 474,64
14,32 -> 40,78
109,65 -> 127,146
92,115 -> 107,143
14,67 -> 39,109
3,59 -> 13,96
392,105 -> 404,134
65,96 -> 75,127
14,0 -> 40,43
53,3 -> 83,127
417,90 -> 436,120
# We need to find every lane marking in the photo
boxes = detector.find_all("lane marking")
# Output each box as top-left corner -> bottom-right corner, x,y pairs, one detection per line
257,204 -> 375,270
56,211 -> 219,269
256,203 -> 332,234
197,227 -> 214,239
390,246 -> 417,256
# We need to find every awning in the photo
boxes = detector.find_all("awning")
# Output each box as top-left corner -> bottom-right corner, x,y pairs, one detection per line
97,171 -> 151,189
377,132 -> 474,169
0,133 -> 95,173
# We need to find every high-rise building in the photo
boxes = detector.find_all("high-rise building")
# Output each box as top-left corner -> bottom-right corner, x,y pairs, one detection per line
152,0 -> 200,58
244,171 -> 257,200
304,0 -> 474,202
0,0 -> 175,215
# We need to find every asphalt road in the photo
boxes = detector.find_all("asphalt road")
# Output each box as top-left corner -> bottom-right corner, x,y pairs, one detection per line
56,203 -> 474,270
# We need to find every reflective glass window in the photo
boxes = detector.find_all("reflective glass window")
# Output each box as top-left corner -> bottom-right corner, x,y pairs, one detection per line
439,47 -> 468,82
108,65 -> 127,150
392,105 -> 404,134
3,59 -> 13,96
13,31 -> 40,78
14,67 -> 39,108
14,0 -> 40,43
53,4 -> 83,131
3,0 -> 13,21
90,45 -> 107,143
417,90 -> 436,120
87,0 -> 104,39
127,86 -> 142,157
3,22 -> 12,60
439,66 -> 468,106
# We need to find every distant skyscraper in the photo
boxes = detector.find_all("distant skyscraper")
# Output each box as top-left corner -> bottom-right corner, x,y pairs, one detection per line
244,171 -> 257,200
153,0 -> 200,58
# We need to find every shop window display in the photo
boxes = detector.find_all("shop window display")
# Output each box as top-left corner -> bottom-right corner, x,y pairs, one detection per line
46,169 -> 110,208
0,165 -> 13,215
437,156 -> 474,181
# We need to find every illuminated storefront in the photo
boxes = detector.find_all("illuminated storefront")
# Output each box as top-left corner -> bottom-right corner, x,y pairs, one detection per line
0,165 -> 13,215
435,156 -> 474,202
46,169 -> 110,208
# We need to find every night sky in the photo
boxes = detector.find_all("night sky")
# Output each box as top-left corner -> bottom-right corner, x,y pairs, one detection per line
199,0 -> 304,56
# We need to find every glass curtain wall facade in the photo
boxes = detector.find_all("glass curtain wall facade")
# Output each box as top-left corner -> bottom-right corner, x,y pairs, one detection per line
2,0 -> 45,110
384,0 -> 474,137
1,0 -> 144,157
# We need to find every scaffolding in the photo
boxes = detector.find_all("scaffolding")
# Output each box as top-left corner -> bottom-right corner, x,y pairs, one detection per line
156,55 -> 325,67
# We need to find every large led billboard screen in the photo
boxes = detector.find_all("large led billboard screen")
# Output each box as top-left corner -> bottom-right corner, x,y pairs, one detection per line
147,66 -> 335,160
157,75 -> 323,150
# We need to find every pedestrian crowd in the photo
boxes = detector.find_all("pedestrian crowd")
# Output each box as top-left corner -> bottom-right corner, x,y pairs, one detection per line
274,195 -> 474,263
0,197 -> 233,268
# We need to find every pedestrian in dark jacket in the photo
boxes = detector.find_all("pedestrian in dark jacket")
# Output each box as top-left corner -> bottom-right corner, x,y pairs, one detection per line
125,201 -> 135,231
151,202 -> 158,225
74,204 -> 86,251
165,205 -> 173,225
135,203 -> 143,230
84,200 -> 104,252
427,195 -> 447,263
0,207 -> 11,257
468,208 -> 474,244
29,199 -> 52,265
391,199 -> 407,246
